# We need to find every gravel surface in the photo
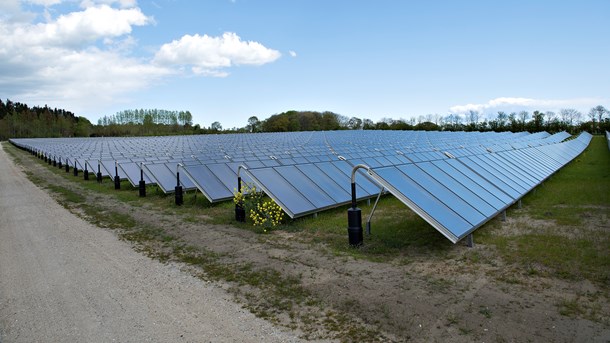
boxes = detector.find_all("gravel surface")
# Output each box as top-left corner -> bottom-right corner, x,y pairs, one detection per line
0,144 -> 305,342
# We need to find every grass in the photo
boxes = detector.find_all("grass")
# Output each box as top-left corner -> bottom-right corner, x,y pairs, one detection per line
477,136 -> 610,284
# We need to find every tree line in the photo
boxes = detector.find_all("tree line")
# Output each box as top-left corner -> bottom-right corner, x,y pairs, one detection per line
1,98 -> 608,141
242,107 -> 610,134
0,99 -> 93,140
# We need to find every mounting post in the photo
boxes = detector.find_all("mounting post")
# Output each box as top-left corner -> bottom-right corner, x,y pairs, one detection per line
73,160 -> 78,176
65,158 -> 69,173
466,233 -> 474,248
366,187 -> 384,236
175,163 -> 183,206
518,199 -> 522,209
57,157 -> 62,169
84,163 -> 89,180
501,210 -> 507,222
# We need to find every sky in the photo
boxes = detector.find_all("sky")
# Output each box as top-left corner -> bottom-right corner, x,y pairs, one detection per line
1,0 -> 609,129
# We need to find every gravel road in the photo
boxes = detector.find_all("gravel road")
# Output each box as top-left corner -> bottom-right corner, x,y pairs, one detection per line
0,144 -> 305,342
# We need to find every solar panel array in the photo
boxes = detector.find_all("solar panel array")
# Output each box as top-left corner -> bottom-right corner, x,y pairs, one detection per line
10,130 -> 591,243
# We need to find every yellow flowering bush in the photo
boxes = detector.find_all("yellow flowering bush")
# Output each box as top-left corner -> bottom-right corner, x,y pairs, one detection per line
234,182 -> 286,231
250,199 -> 285,232
233,182 -> 263,209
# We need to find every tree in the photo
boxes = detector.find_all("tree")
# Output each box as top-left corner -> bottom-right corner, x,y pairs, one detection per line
362,118 -> 375,130
531,110 -> 545,132
247,116 -> 261,133
496,111 -> 508,129
347,117 -> 362,130
518,111 -> 529,130
589,105 -> 608,132
210,121 -> 222,131
559,108 -> 581,128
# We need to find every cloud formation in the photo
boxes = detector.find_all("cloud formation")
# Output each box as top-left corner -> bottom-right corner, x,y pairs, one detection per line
153,32 -> 281,77
449,97 -> 603,115
0,1 -> 281,112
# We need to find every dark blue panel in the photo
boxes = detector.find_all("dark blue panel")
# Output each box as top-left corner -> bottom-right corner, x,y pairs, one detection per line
183,165 -> 233,200
374,166 -> 472,238
295,164 -> 351,203
275,166 -> 335,208
478,154 -> 538,189
249,168 -> 316,215
314,162 -> 369,198
208,163 -> 239,190
419,161 -> 497,217
460,157 -> 522,198
244,160 -> 265,169
443,159 -> 514,204
148,163 -> 176,191
330,161 -> 382,196
396,164 -> 487,226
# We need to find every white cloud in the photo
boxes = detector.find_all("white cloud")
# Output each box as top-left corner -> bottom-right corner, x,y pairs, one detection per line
449,97 -> 604,115
0,2 -> 167,111
289,50 -> 297,57
0,2 -> 281,115
80,0 -> 138,9
154,32 -> 281,76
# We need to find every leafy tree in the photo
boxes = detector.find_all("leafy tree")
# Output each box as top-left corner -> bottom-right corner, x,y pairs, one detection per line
210,121 -> 222,131
247,116 -> 261,132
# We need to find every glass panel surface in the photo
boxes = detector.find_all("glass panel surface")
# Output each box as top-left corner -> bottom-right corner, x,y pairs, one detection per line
275,166 -> 335,208
418,162 -> 497,216
296,164 -> 351,203
397,164 -> 487,226
183,165 -> 233,200
249,168 -> 316,215
374,166 -> 472,238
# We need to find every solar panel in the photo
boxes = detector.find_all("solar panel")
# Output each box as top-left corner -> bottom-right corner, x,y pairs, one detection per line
9,130 -> 592,244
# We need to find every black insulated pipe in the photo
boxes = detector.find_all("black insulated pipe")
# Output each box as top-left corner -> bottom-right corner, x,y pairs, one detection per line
175,164 -> 183,206
114,161 -> 120,190
138,163 -> 146,197
347,182 -> 363,247
348,164 -> 370,247
235,168 -> 246,222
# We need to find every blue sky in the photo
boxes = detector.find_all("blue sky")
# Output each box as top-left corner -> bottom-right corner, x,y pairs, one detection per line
1,0 -> 609,128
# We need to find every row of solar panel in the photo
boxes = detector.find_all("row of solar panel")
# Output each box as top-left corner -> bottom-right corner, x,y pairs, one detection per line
241,132 -> 592,243
12,130 -> 551,163
52,132 -> 571,201
10,131 -> 575,202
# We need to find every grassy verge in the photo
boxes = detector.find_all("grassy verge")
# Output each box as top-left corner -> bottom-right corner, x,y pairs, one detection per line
476,136 -> 610,284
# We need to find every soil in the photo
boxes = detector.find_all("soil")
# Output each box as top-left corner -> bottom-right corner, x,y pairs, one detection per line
5,143 -> 610,342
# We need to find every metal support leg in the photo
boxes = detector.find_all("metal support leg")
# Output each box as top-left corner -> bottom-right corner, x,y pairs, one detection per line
501,210 -> 506,222
466,234 -> 474,248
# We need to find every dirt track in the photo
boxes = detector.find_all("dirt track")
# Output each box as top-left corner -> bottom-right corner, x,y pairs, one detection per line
0,143 -> 305,342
